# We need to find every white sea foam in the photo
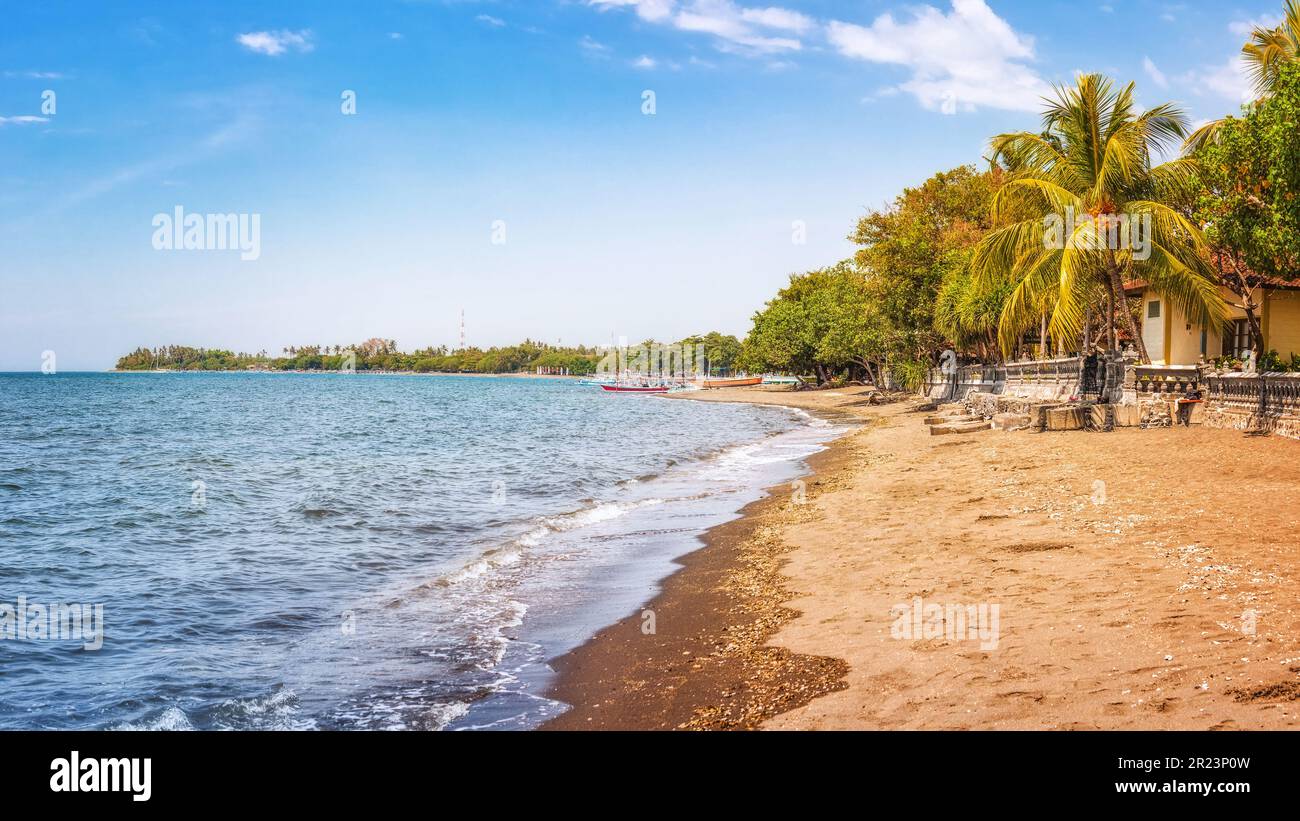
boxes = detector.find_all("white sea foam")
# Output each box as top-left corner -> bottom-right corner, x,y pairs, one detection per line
112,706 -> 196,732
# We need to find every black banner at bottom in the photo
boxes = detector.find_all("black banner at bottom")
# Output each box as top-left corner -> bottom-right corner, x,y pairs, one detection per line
6,730 -> 1280,808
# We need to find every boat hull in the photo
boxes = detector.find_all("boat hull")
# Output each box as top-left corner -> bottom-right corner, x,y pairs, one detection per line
599,385 -> 669,393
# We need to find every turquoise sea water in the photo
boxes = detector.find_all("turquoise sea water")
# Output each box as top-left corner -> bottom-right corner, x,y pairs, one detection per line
0,372 -> 844,730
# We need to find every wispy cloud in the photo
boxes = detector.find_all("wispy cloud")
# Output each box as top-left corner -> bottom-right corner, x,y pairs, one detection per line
588,0 -> 806,55
476,14 -> 506,28
586,0 -> 1050,112
827,0 -> 1051,114
235,29 -> 314,56
0,115 -> 50,126
1142,56 -> 1168,89
1229,15 -> 1280,37
1184,55 -> 1253,103
633,55 -> 657,69
3,70 -> 64,79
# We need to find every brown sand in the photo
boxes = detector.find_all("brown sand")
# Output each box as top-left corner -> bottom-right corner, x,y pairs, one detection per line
545,387 -> 1300,730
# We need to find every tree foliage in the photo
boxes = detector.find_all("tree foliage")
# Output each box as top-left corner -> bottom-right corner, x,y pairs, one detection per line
1195,62 -> 1300,280
851,166 -> 1002,363
739,261 -> 887,384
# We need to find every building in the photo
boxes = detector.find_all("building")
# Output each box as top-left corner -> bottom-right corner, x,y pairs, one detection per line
1127,282 -> 1300,366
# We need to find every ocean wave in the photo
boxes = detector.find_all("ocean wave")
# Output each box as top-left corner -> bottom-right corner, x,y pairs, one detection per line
112,706 -> 196,732
433,498 -> 668,586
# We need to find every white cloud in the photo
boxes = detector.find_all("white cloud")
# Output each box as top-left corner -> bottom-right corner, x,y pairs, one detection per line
1229,15 -> 1281,37
235,29 -> 314,57
740,6 -> 814,34
589,0 -> 675,22
0,115 -> 49,126
633,55 -> 658,68
589,0 -> 804,55
1188,55 -> 1253,103
827,0 -> 1050,113
1143,56 -> 1168,88
476,14 -> 506,28
580,35 -> 611,53
3,70 -> 64,79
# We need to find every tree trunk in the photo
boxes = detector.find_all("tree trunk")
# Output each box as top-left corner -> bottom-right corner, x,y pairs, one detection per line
1212,249 -> 1265,360
1107,254 -> 1149,363
1105,282 -> 1116,351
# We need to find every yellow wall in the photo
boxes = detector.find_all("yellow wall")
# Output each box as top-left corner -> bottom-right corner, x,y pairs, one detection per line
1137,286 -> 1253,365
1266,290 -> 1300,362
1167,301 -> 1207,364
1129,287 -> 1300,364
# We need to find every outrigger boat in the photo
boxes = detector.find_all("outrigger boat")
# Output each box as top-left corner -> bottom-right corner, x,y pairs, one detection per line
600,383 -> 670,393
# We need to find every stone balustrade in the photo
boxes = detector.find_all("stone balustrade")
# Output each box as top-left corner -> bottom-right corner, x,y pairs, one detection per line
1134,364 -> 1200,396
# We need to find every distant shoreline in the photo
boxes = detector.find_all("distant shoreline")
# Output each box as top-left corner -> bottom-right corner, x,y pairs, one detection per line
108,369 -> 582,379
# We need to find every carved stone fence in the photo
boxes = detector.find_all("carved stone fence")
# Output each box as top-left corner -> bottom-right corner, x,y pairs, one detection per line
923,356 -> 1083,402
1199,372 -> 1300,439
1133,364 -> 1201,396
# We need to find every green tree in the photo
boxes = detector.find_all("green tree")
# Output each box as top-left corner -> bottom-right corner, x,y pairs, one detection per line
1193,62 -> 1300,356
740,261 -> 885,385
852,165 -> 1002,366
1186,1 -> 1300,150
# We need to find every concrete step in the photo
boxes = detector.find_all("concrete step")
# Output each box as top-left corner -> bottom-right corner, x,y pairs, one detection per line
1045,407 -> 1084,431
929,420 -> 992,436
991,413 -> 1032,431
924,414 -> 982,426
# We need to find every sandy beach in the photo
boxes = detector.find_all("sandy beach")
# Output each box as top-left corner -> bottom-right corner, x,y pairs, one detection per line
545,386 -> 1300,730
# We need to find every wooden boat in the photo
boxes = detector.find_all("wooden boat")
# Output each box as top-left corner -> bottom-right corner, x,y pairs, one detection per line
600,384 -> 669,393
702,376 -> 763,389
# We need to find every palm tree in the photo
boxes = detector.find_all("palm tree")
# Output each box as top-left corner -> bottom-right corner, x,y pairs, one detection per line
972,73 -> 1227,363
1245,0 -> 1300,97
1185,0 -> 1300,150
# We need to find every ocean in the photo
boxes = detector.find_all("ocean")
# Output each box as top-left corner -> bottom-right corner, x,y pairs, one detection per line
0,372 -> 845,730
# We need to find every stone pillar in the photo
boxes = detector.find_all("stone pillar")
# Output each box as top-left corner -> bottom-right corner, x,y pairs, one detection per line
1119,347 -> 1139,405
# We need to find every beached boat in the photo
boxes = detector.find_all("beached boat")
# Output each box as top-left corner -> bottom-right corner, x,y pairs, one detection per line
702,376 -> 763,389
599,384 -> 670,393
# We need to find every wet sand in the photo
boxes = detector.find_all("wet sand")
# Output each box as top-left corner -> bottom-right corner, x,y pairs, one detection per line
545,387 -> 1300,730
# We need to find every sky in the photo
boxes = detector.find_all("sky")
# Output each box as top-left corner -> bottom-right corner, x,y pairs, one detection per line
0,0 -> 1282,370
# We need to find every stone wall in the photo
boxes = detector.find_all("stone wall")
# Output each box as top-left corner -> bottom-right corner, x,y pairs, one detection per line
1202,407 -> 1300,440
1201,372 -> 1300,441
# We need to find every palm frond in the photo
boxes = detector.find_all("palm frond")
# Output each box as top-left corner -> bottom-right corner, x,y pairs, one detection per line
1181,118 -> 1226,153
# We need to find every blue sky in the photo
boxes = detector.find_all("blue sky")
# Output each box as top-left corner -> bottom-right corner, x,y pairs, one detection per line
0,0 -> 1281,370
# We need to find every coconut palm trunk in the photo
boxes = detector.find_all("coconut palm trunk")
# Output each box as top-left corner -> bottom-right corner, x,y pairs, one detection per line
1106,250 -> 1149,362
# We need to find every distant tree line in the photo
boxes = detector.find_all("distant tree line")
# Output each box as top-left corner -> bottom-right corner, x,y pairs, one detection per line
115,333 -> 743,375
